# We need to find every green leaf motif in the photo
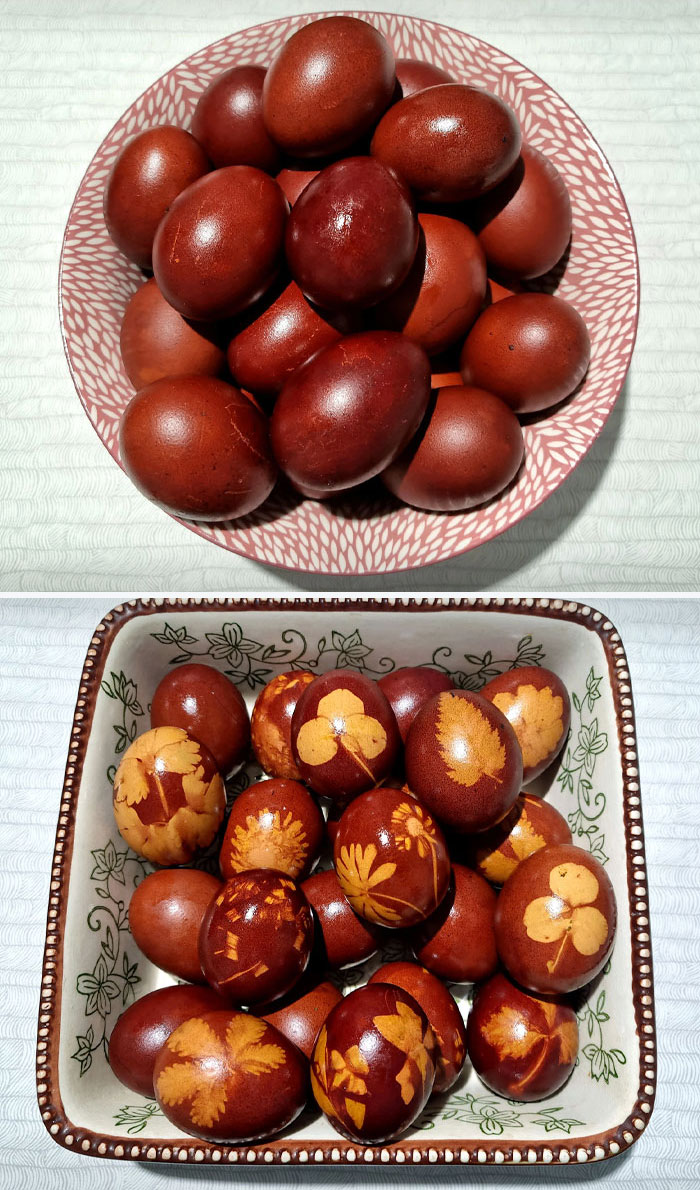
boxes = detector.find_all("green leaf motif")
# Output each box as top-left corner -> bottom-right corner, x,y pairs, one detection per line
113,1102 -> 164,1135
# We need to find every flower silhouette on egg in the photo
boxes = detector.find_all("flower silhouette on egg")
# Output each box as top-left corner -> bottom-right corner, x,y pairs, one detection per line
523,862 -> 609,973
295,688 -> 387,781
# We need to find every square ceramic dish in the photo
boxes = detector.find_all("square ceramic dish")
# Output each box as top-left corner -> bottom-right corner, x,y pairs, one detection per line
37,598 -> 655,1166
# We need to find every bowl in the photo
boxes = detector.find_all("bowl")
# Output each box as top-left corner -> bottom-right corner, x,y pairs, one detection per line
59,12 -> 639,576
37,597 -> 655,1164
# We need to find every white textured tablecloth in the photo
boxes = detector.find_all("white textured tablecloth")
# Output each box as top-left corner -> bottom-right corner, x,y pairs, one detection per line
0,0 -> 699,591
0,595 -> 699,1188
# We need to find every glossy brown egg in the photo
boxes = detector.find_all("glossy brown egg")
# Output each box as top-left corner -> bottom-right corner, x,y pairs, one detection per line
377,667 -> 454,743
467,973 -> 578,1101
220,777 -> 324,881
290,669 -> 400,801
259,977 -> 342,1058
301,868 -> 380,969
405,690 -> 523,833
494,843 -> 617,994
371,84 -> 521,202
108,984 -> 226,1096
468,145 -> 572,279
250,670 -> 316,779
119,375 -> 277,521
481,665 -> 571,782
120,278 -> 226,390
262,16 -> 395,157
374,214 -> 486,354
153,1009 -> 308,1142
460,293 -> 591,415
128,868 -> 222,983
411,863 -> 499,983
199,870 -> 314,1005
103,126 -> 210,269
270,331 -> 430,498
369,962 -> 466,1093
383,384 -> 524,512
311,983 -> 436,1142
275,166 -> 320,205
113,726 -> 225,866
395,58 -> 455,99
227,281 -> 354,400
150,662 -> 250,774
474,793 -> 573,886
334,787 -> 450,928
152,166 -> 288,321
286,157 -> 418,311
192,65 -> 281,171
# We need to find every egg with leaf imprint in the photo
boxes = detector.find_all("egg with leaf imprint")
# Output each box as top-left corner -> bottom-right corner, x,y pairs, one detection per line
474,792 -> 572,885
481,665 -> 571,782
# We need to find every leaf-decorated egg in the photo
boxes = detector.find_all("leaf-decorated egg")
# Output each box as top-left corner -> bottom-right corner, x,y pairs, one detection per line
259,977 -> 343,1058
481,665 -> 571,782
333,787 -> 450,928
191,65 -> 281,171
119,278 -> 226,390
494,843 -> 617,993
128,868 -> 222,983
377,666 -> 454,742
199,870 -> 314,1005
112,726 -> 225,866
466,972 -> 578,1101
250,670 -> 316,779
404,690 -> 522,832
411,863 -> 499,983
369,962 -> 466,1093
150,662 -> 250,775
153,1010 -> 308,1142
473,792 -> 573,885
290,669 -> 400,802
219,777 -> 324,881
311,983 -> 436,1142
301,868 -> 380,969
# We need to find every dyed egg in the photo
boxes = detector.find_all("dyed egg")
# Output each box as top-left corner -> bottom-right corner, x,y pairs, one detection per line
302,868 -> 380,968
371,84 -> 521,202
103,126 -> 210,269
128,868 -> 222,983
405,690 -> 523,832
474,793 -> 573,886
199,870 -> 314,1005
374,214 -> 486,355
411,863 -> 499,983
150,662 -> 250,774
260,977 -> 342,1058
192,65 -> 281,171
262,16 -> 395,157
152,166 -> 288,321
460,293 -> 591,415
311,983 -> 436,1142
469,145 -> 572,279
494,843 -> 617,994
377,666 -> 454,742
467,973 -> 578,1101
112,726 -> 225,866
481,665 -> 571,782
275,166 -> 319,205
395,58 -> 455,99
286,157 -> 418,311
227,281 -> 354,400
250,670 -> 316,779
270,331 -> 430,499
119,375 -> 277,521
333,787 -> 450,928
108,984 -> 226,1096
290,669 -> 400,801
220,778 -> 324,881
369,962 -> 466,1093
119,278 -> 226,390
383,384 -> 524,512
153,1009 -> 308,1142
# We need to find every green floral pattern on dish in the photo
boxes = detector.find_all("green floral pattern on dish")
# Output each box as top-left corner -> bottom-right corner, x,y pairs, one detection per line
557,665 -> 609,864
420,633 -> 545,691
418,1093 -> 584,1136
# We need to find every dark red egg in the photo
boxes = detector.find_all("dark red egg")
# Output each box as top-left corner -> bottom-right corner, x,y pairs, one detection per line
290,669 -> 400,801
286,157 -> 418,311
302,868 -> 380,969
275,166 -> 320,205
371,84 -> 521,202
395,58 -> 455,99
481,665 -> 571,782
260,977 -> 342,1058
192,65 -> 281,171
378,667 -> 454,743
150,661 -> 250,774
494,843 -> 617,994
108,984 -> 226,1096
467,973 -> 578,1101
120,278 -> 226,390
219,777 -> 324,881
250,670 -> 316,779
474,792 -> 573,885
262,16 -> 396,157
270,331 -> 430,499
411,863 -> 499,983
103,126 -> 210,269
311,983 -> 436,1142
128,868 -> 222,983
369,962 -> 466,1093
119,375 -> 277,521
460,293 -> 591,414
383,384 -> 524,512
152,166 -> 288,321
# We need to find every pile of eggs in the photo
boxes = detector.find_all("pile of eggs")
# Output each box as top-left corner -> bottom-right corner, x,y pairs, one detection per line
107,653 -> 617,1145
105,15 -> 590,523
